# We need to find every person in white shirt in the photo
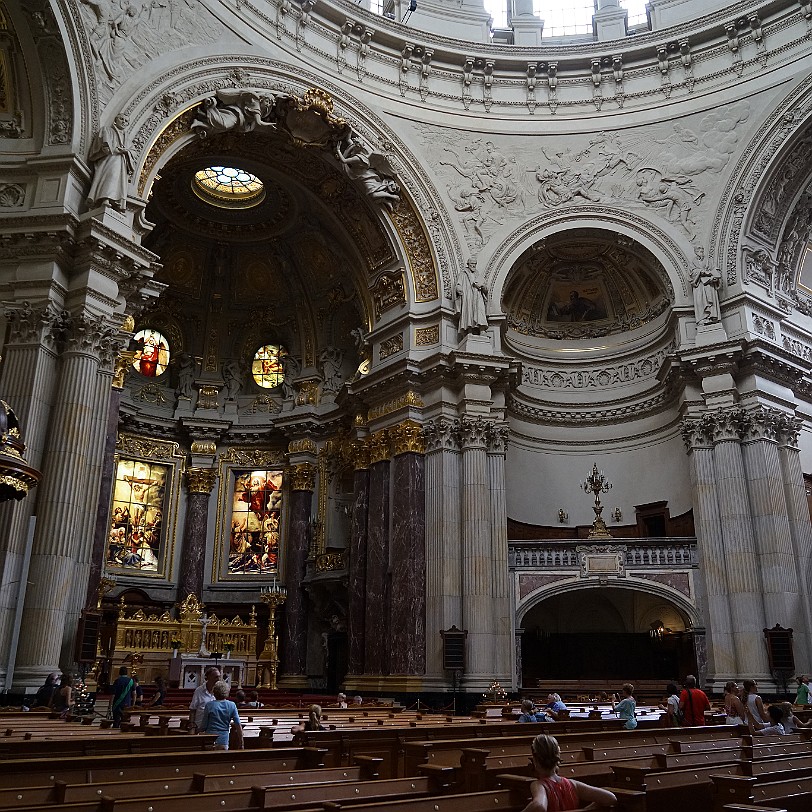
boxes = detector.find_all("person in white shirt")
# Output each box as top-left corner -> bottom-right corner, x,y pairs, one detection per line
748,704 -> 787,736
188,666 -> 221,731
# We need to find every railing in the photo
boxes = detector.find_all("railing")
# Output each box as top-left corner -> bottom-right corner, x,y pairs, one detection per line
509,537 -> 697,569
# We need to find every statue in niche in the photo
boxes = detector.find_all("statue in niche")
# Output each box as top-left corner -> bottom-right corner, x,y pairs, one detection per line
174,352 -> 195,400
86,114 -> 134,211
191,90 -> 277,138
222,359 -> 243,401
689,247 -> 721,326
319,346 -> 344,395
279,353 -> 301,401
335,134 -> 401,210
455,258 -> 488,335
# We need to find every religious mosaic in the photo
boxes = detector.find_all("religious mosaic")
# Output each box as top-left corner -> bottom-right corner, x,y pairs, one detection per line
132,329 -> 170,377
106,457 -> 168,573
228,469 -> 283,575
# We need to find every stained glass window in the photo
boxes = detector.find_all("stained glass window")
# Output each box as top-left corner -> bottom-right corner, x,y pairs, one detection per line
106,458 -> 168,572
132,329 -> 170,377
192,166 -> 265,208
228,469 -> 283,575
252,344 -> 286,389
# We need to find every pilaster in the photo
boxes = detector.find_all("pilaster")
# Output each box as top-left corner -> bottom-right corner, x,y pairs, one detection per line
347,441 -> 369,676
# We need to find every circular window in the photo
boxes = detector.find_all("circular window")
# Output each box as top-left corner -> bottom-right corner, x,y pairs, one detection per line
132,329 -> 170,377
192,165 -> 265,208
252,345 -> 287,389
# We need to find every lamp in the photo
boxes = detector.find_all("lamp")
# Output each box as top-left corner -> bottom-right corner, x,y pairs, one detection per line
582,463 -> 613,539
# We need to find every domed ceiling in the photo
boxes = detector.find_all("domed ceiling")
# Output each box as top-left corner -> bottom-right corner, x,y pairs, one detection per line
503,229 -> 673,341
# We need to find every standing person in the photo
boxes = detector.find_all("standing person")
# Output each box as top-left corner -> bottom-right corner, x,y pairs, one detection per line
661,683 -> 682,726
795,675 -> 810,706
110,667 -> 134,728
722,682 -> 746,725
742,679 -> 768,723
611,684 -> 637,730
521,734 -> 617,811
200,680 -> 242,751
189,667 -> 220,732
679,675 -> 711,726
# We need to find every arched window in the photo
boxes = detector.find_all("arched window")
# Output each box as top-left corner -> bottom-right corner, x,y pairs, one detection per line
192,165 -> 265,208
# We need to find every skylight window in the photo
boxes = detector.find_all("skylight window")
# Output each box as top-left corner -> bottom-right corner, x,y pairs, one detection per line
192,166 -> 265,209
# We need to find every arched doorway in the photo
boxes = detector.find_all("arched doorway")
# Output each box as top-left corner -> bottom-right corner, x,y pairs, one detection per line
520,587 -> 696,685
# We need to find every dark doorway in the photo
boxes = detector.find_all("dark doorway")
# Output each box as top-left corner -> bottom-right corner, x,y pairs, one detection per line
326,632 -> 348,692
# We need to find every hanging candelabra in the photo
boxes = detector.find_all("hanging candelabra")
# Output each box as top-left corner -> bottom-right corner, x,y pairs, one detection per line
582,463 -> 613,539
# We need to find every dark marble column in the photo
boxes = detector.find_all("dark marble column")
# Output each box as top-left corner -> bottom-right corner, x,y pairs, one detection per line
364,431 -> 391,676
280,463 -> 314,677
347,449 -> 370,675
388,425 -> 426,675
176,468 -> 218,601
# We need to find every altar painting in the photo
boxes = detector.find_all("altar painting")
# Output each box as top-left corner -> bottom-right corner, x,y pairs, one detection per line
228,469 -> 283,575
106,458 -> 168,572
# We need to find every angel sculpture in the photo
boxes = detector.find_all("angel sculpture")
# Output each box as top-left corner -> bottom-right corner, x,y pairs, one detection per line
191,89 -> 278,138
335,134 -> 401,210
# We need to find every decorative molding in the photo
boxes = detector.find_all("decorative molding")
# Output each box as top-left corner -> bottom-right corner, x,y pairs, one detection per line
315,551 -> 345,572
186,467 -> 218,494
752,313 -> 776,340
289,461 -> 316,491
288,438 -> 318,455
379,333 -> 404,360
371,270 -> 406,319
389,195 -> 439,302
219,446 -> 285,467
190,440 -> 217,455
117,433 -> 183,461
577,544 -> 626,578
368,390 -> 423,420
414,325 -> 439,346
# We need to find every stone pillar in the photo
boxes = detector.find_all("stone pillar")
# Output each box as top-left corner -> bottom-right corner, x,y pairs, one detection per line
682,417 -> 735,686
710,408 -> 771,683
346,443 -> 370,676
459,417 -> 494,689
486,422 -> 512,686
388,421 -> 426,679
176,468 -> 218,601
0,302 -> 60,687
364,430 -> 391,676
423,418 -> 461,689
15,312 -> 120,684
280,462 -> 314,680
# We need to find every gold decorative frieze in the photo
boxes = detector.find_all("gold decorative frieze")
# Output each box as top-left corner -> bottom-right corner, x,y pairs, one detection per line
415,325 -> 439,346
390,420 -> 425,455
371,270 -> 407,320
390,196 -> 439,303
220,446 -> 285,467
288,438 -> 317,455
186,467 -> 218,494
368,390 -> 424,421
197,384 -> 220,410
315,552 -> 346,572
190,440 -> 217,456
117,433 -> 183,461
290,462 -> 316,492
368,430 -> 391,464
379,333 -> 404,360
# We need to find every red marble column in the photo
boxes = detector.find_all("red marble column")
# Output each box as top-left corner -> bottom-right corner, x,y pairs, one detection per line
347,446 -> 370,675
176,468 -> 218,601
280,463 -> 314,677
388,420 -> 426,675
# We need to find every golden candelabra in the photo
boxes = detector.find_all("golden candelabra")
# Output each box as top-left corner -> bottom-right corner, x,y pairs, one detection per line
258,577 -> 287,690
582,463 -> 613,539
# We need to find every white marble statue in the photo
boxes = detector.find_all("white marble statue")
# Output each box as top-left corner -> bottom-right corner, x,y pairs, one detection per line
335,134 -> 401,210
690,247 -> 721,326
279,353 -> 301,401
86,114 -> 134,211
222,359 -> 243,401
319,346 -> 344,394
191,90 -> 277,138
175,353 -> 195,400
455,258 -> 488,335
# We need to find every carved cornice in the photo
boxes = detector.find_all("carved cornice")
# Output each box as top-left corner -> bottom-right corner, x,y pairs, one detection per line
368,429 -> 391,464
368,390 -> 424,421
289,461 -> 316,491
390,419 -> 425,455
117,433 -> 183,461
186,467 -> 218,494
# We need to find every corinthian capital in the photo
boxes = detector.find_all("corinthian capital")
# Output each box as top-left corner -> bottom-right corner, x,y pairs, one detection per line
186,467 -> 218,494
458,416 -> 490,448
368,430 -> 391,464
486,422 -> 509,453
390,420 -> 425,455
709,407 -> 747,442
289,462 -> 316,492
681,414 -> 715,451
423,417 -> 459,453
741,406 -> 784,442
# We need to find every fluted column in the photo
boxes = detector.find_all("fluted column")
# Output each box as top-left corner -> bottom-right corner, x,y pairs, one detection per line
176,468 -> 219,601
347,443 -> 369,676
682,417 -> 735,686
423,418 -> 461,688
388,421 -> 426,677
0,303 -> 61,687
364,431 -> 391,676
459,416 -> 494,689
15,313 -> 120,684
280,463 -> 314,678
711,408 -> 771,682
486,422 -> 512,686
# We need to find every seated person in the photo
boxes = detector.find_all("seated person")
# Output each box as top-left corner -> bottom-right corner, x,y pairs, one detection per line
545,693 -> 568,720
244,690 -> 263,709
778,701 -> 812,733
748,703 -> 787,736
336,692 -> 348,708
517,698 -> 553,723
292,704 -> 326,734
148,675 -> 166,708
233,689 -> 248,708
353,695 -> 363,706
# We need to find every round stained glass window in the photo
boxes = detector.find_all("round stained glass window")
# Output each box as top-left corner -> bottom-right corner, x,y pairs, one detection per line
252,345 -> 287,389
192,165 -> 265,208
132,329 -> 170,378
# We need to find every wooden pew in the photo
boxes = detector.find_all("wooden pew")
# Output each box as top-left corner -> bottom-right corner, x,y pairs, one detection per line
714,773 -> 812,812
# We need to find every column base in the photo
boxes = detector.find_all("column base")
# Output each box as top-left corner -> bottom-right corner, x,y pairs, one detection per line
12,665 -> 59,691
277,675 -> 310,690
343,675 -> 425,693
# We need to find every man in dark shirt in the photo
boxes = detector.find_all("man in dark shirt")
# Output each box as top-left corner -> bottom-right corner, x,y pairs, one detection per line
111,666 -> 134,728
679,674 -> 711,726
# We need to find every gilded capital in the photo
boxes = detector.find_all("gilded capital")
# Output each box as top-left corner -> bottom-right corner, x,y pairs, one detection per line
186,467 -> 218,494
352,439 -> 370,470
368,430 -> 391,464
390,420 -> 425,455
290,462 -> 316,491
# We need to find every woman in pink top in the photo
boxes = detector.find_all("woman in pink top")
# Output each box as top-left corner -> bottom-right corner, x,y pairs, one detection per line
523,734 -> 617,811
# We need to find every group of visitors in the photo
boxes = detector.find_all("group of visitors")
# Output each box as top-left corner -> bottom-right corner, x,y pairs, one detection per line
517,693 -> 569,723
233,689 -> 264,709
110,667 -> 166,727
30,671 -> 73,714
188,666 -> 242,750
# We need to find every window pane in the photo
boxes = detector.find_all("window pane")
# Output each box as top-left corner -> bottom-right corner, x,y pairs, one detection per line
534,1 -> 596,36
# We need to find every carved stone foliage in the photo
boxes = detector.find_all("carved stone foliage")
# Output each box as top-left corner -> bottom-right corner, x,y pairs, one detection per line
416,103 -> 749,250
371,270 -> 406,319
422,417 -> 458,453
414,325 -> 439,346
681,406 -> 802,449
0,184 -> 25,207
379,333 -> 403,360
117,433 -> 182,461
186,467 -> 217,494
3,300 -> 61,346
752,314 -> 775,340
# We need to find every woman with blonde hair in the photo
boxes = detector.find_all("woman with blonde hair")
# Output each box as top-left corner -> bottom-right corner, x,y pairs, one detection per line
611,683 -> 637,730
723,682 -> 746,725
522,734 -> 617,811
292,704 -> 326,734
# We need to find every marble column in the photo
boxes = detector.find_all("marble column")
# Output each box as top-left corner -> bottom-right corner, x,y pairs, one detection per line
347,444 -> 370,676
710,409 -> 771,682
388,421 -> 426,676
486,423 -> 512,686
364,431 -> 391,676
0,303 -> 60,687
423,418 -> 461,688
682,418 -> 735,686
280,463 -> 314,677
15,313 -> 119,684
176,468 -> 218,601
459,417 -> 494,688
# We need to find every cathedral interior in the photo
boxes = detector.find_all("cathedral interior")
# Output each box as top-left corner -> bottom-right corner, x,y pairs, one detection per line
0,0 -> 810,702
